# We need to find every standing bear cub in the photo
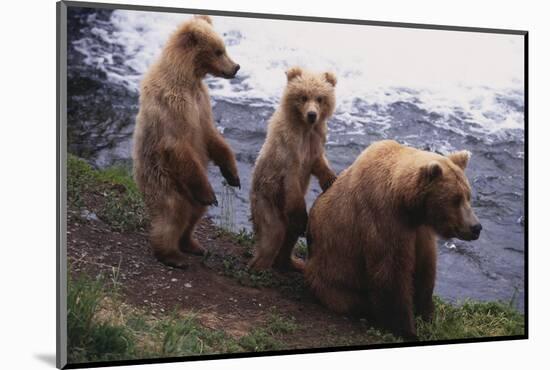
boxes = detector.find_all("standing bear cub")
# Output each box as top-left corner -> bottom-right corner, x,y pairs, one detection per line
305,140 -> 482,339
133,15 -> 241,268
250,67 -> 337,271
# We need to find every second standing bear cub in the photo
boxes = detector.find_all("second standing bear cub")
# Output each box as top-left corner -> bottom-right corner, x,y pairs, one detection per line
250,67 -> 338,271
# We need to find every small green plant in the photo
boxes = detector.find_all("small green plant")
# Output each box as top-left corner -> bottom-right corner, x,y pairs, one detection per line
67,155 -> 148,232
232,228 -> 255,258
416,297 -> 524,340
238,328 -> 283,352
67,155 -> 97,207
126,314 -> 151,333
67,274 -> 135,363
238,311 -> 297,352
265,310 -> 298,335
218,254 -> 279,288
219,181 -> 237,233
364,327 -> 399,343
294,239 -> 308,260
160,312 -> 241,356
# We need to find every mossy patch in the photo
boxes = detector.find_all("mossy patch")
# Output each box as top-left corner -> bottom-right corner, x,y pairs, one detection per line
67,154 -> 147,232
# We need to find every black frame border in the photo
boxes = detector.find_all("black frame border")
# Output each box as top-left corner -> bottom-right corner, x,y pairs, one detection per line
57,1 -> 529,369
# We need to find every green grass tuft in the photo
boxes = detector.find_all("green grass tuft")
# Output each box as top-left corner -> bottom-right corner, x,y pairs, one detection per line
294,239 -> 308,260
417,297 -> 524,340
67,274 -> 135,363
159,313 -> 242,356
238,311 -> 298,352
67,154 -> 147,232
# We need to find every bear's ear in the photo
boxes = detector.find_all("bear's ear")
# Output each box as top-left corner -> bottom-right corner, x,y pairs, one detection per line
324,72 -> 337,87
194,15 -> 213,25
420,161 -> 443,183
286,66 -> 303,82
178,29 -> 198,48
447,150 -> 471,170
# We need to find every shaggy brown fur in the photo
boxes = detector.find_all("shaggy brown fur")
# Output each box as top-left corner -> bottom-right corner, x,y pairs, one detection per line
305,140 -> 482,339
249,67 -> 337,271
132,15 -> 241,268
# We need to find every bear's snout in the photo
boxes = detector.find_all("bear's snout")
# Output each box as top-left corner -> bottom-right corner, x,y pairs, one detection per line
307,111 -> 318,124
233,64 -> 241,75
223,63 -> 240,78
470,223 -> 482,240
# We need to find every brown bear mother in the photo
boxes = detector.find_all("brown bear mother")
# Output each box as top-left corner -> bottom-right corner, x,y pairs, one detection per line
133,15 -> 241,268
305,140 -> 482,339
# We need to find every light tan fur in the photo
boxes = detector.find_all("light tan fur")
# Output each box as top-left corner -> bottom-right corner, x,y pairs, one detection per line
132,15 -> 241,268
249,67 -> 338,271
305,140 -> 481,339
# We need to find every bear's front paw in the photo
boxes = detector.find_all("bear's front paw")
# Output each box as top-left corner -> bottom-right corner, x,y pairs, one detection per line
194,187 -> 218,207
321,175 -> 337,192
220,166 -> 241,188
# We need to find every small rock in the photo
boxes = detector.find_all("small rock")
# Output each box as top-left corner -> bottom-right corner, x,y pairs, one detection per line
80,209 -> 99,222
184,283 -> 192,288
171,278 -> 178,282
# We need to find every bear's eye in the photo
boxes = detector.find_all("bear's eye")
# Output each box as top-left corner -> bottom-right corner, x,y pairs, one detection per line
453,195 -> 462,207
215,49 -> 224,57
316,97 -> 323,103
301,96 -> 308,102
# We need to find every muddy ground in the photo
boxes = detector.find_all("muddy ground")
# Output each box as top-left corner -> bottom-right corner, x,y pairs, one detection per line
67,208 -> 392,352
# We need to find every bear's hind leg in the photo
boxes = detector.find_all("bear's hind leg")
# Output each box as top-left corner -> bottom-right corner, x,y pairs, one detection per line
150,213 -> 188,269
368,273 -> 416,340
179,202 -> 207,255
249,215 -> 286,270
273,202 -> 308,271
366,243 -> 417,340
273,229 -> 304,272
312,282 -> 367,315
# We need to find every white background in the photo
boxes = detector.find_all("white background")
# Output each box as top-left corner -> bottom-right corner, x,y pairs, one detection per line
0,0 -> 546,369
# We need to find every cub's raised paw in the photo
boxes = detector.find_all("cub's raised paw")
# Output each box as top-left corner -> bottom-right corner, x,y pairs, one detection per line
221,167 -> 241,188
322,175 -> 337,192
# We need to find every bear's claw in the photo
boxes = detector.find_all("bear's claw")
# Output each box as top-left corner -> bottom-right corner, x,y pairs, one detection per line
221,167 -> 241,188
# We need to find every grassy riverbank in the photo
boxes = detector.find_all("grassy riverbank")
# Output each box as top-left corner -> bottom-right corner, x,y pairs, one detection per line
66,155 -> 524,364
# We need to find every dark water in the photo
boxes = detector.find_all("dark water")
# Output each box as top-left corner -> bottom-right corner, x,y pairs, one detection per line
66,8 -> 525,311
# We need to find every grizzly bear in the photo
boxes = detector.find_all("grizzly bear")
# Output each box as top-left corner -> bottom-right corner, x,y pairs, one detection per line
249,66 -> 338,271
132,15 -> 241,268
305,140 -> 482,339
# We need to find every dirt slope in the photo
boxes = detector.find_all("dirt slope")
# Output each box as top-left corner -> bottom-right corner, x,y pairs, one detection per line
67,209 -> 386,350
